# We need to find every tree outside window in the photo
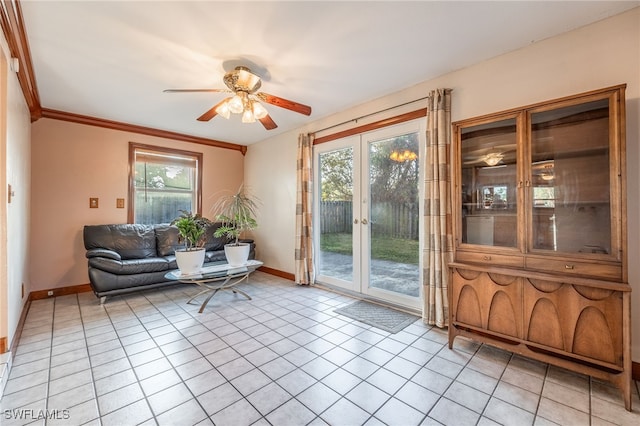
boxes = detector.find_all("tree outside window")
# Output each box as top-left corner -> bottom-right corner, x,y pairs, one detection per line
128,143 -> 202,224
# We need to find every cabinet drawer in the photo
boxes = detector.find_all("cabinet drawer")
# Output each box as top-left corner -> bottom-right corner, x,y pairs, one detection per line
455,251 -> 524,268
525,257 -> 621,280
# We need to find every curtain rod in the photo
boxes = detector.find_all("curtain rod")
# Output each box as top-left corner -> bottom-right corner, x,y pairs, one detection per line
312,96 -> 429,135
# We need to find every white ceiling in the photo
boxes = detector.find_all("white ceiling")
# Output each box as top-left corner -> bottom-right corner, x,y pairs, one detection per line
20,1 -> 639,145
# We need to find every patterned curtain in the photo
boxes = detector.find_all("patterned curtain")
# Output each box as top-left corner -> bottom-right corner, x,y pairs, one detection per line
295,133 -> 315,285
422,89 -> 453,327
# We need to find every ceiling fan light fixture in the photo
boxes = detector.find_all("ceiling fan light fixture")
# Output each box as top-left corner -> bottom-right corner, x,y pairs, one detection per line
484,152 -> 504,166
242,108 -> 256,123
164,65 -> 311,130
228,94 -> 244,114
252,101 -> 268,119
215,99 -> 231,119
390,150 -> 417,162
541,173 -> 555,181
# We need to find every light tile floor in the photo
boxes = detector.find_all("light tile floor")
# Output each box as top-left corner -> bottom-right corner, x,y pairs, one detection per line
1,272 -> 639,426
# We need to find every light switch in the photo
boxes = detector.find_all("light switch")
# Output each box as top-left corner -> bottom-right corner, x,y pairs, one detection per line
116,198 -> 125,208
89,197 -> 99,208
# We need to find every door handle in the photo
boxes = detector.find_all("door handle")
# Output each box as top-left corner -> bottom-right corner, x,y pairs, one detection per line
362,219 -> 368,225
354,219 -> 359,224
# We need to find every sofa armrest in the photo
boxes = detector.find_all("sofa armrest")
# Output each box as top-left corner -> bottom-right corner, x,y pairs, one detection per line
86,248 -> 122,261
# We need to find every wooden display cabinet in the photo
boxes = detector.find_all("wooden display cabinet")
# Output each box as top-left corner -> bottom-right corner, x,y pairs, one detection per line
449,85 -> 632,410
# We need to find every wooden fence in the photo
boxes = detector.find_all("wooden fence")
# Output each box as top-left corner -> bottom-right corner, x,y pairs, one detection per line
320,200 -> 419,240
135,193 -> 192,224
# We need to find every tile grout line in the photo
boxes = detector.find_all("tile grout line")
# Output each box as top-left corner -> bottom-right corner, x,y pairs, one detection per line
131,281 -> 312,423
259,296 -> 435,423
96,295 -> 169,424
138,287 -> 236,423
421,339 -> 485,425
43,298 -> 55,424
76,292 -> 116,425
45,294 -> 101,425
7,276 -> 637,426
334,327 -> 433,424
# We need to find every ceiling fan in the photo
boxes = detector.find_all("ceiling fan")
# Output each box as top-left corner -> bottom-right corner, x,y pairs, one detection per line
463,144 -> 516,166
163,66 -> 312,130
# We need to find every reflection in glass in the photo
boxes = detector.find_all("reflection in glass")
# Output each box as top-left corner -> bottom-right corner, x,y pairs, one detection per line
368,133 -> 420,297
530,99 -> 611,254
460,118 -> 518,247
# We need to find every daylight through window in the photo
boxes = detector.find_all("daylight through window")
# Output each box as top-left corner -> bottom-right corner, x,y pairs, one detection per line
129,143 -> 202,224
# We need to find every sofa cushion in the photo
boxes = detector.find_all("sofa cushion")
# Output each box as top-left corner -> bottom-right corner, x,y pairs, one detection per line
205,250 -> 228,263
84,224 -> 157,260
86,248 -> 122,261
203,223 -> 231,251
88,268 -> 175,295
88,257 -> 170,275
155,224 -> 184,257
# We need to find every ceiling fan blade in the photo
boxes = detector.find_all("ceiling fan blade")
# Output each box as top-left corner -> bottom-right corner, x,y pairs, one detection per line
259,114 -> 278,130
163,89 -> 229,93
257,92 -> 312,116
197,99 -> 228,122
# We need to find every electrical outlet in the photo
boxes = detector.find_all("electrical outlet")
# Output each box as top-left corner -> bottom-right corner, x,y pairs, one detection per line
47,290 -> 54,296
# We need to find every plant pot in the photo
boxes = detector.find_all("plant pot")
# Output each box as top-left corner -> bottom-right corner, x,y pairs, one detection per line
175,248 -> 205,275
224,243 -> 251,267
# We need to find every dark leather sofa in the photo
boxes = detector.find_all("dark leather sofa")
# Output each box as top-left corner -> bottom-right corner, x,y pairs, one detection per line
83,223 -> 255,302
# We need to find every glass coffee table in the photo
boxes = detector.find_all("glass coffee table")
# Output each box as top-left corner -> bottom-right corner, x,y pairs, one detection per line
165,260 -> 263,313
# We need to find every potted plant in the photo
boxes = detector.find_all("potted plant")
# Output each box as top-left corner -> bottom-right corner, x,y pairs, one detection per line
171,210 -> 212,274
212,186 -> 259,266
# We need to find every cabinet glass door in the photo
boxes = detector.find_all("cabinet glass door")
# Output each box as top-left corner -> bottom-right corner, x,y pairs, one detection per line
529,98 -> 611,255
460,117 -> 518,248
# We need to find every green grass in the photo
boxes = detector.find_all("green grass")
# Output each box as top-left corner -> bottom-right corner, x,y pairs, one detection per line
320,232 -> 419,265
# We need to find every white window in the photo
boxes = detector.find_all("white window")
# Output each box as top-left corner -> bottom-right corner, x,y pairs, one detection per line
129,143 -> 202,224
533,186 -> 555,208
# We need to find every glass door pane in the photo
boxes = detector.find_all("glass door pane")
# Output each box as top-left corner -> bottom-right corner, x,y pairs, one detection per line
317,145 -> 357,287
530,98 -> 611,254
365,130 -> 421,301
460,118 -> 518,248
314,120 -> 424,309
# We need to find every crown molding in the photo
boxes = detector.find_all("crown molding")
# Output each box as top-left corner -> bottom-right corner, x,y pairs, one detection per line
2,1 -> 246,154
41,108 -> 246,154
0,0 -> 41,120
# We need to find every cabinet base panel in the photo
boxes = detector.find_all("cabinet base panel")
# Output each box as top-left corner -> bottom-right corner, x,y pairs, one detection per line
449,324 -> 632,411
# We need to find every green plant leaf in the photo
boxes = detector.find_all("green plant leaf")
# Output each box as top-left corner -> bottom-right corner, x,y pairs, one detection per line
171,210 -> 212,249
210,186 -> 259,245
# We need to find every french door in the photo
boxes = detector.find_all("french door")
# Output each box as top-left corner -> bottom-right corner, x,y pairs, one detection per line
314,120 -> 424,309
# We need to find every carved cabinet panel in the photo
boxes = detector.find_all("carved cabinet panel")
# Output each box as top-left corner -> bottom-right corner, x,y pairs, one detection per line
452,268 -> 522,339
523,279 -> 623,369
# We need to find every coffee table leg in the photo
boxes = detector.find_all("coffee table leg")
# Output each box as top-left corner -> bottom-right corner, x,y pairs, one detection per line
198,288 -> 220,313
187,288 -> 212,305
232,288 -> 252,300
184,273 -> 254,313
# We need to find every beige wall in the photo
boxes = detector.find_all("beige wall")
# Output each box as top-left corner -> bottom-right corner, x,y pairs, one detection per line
0,34 -> 32,348
30,118 -> 244,292
245,9 -> 640,359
